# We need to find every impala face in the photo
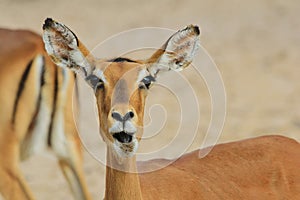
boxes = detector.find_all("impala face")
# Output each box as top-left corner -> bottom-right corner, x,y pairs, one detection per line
42,18 -> 200,159
90,61 -> 155,158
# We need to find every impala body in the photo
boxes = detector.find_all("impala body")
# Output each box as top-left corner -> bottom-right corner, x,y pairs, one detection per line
42,18 -> 300,200
0,29 -> 91,200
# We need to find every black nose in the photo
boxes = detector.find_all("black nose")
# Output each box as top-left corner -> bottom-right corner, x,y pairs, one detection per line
124,111 -> 134,121
111,111 -> 134,122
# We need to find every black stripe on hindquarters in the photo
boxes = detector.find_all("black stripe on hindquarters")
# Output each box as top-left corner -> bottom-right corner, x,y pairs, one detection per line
47,66 -> 58,146
27,56 -> 46,131
12,59 -> 33,125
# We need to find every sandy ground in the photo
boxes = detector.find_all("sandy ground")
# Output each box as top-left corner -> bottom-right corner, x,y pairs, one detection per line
0,0 -> 300,199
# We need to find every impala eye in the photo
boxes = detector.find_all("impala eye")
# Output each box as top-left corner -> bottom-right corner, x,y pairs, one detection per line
85,74 -> 104,92
94,81 -> 104,90
139,75 -> 155,90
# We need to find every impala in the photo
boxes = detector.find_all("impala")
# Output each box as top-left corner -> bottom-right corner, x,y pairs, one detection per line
43,18 -> 300,200
0,28 -> 91,199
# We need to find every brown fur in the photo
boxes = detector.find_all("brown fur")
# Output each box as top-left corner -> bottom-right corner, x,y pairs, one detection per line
0,29 -> 91,200
42,19 -> 300,200
139,135 -> 300,200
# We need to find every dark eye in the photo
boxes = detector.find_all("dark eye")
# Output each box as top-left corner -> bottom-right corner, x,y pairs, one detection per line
139,75 -> 155,90
85,74 -> 104,92
95,81 -> 104,90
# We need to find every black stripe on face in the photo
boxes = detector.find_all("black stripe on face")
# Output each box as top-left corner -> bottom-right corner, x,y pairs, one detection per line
48,67 -> 59,146
108,57 -> 136,63
12,59 -> 33,125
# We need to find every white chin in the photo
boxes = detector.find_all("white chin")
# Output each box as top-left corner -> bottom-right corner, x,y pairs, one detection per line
112,138 -> 139,158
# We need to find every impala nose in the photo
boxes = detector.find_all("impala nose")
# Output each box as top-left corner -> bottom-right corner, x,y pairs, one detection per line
111,111 -> 135,122
110,110 -> 136,143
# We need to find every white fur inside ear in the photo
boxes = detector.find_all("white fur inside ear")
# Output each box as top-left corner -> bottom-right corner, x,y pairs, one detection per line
43,20 -> 93,77
51,19 -> 78,48
150,26 -> 200,74
43,32 -> 54,56
163,33 -> 199,71
43,30 -> 73,69
70,50 -> 92,76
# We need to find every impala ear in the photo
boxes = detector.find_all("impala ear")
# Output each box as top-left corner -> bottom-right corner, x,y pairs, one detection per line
42,18 -> 94,78
146,25 -> 200,78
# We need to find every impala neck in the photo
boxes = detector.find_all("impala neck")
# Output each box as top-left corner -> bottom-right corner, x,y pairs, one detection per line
105,147 -> 143,200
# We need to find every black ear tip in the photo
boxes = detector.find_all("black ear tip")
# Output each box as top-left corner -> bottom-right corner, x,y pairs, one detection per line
193,26 -> 200,35
43,18 -> 54,30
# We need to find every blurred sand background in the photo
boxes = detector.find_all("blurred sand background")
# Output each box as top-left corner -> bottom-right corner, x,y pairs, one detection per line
0,0 -> 299,199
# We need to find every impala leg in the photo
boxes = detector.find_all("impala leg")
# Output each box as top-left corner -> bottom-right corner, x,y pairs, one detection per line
49,68 -> 91,200
0,168 -> 34,200
0,132 -> 34,200
51,130 -> 91,200
58,158 -> 91,200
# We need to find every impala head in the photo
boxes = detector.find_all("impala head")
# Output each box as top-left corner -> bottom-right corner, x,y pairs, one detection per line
42,18 -> 200,159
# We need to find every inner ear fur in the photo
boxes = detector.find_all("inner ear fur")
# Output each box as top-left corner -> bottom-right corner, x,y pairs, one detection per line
146,25 -> 200,77
42,18 -> 95,77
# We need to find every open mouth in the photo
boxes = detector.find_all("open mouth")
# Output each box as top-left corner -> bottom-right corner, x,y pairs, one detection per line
113,131 -> 133,143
